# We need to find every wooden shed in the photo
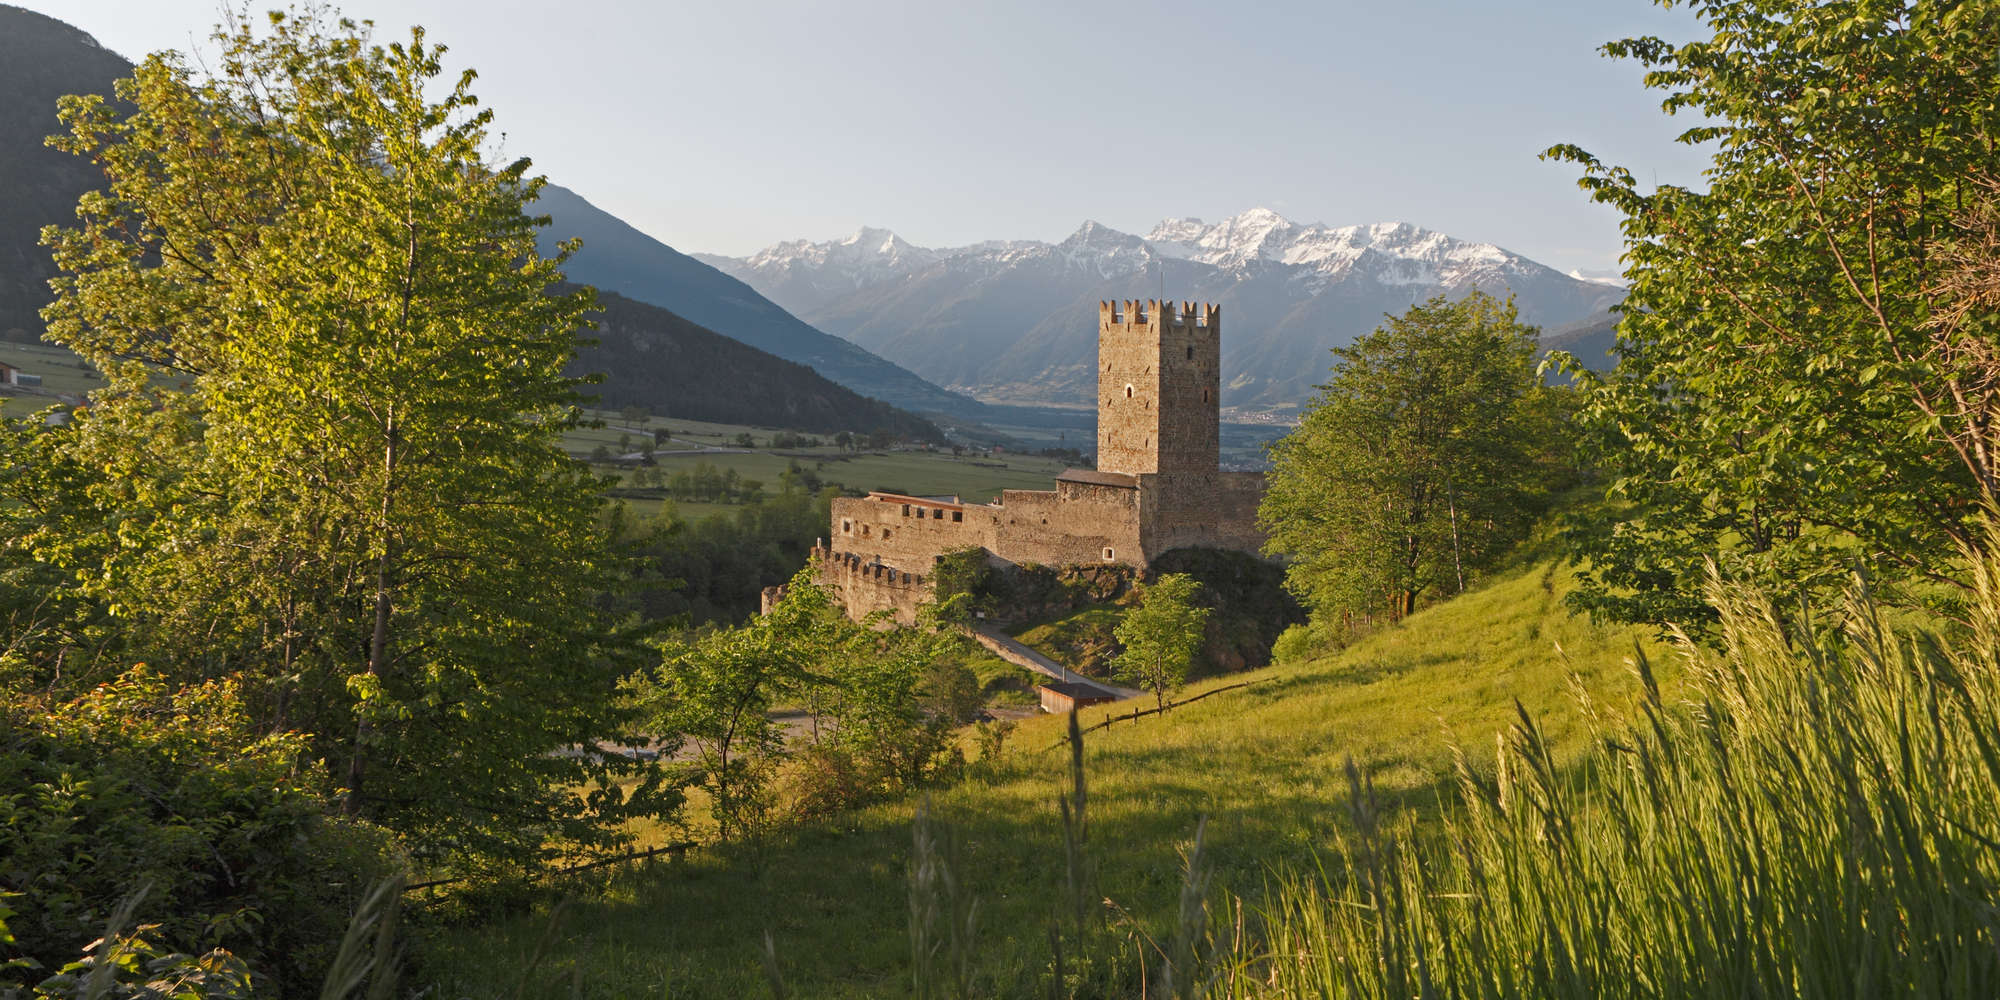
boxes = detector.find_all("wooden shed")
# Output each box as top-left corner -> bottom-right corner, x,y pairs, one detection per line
1037,680 -> 1117,714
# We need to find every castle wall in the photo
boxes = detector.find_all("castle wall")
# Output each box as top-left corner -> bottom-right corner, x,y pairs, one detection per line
1138,470 -> 1267,558
814,546 -> 929,625
829,494 -> 998,572
988,482 -> 1144,568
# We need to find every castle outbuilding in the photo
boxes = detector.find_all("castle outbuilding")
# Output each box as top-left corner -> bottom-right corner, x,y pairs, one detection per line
818,300 -> 1264,622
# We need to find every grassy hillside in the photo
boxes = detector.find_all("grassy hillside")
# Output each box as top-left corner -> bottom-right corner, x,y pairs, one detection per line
420,542 -> 1670,998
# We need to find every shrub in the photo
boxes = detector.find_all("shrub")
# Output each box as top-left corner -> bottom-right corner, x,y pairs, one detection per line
0,667 -> 398,994
1268,624 -> 1323,665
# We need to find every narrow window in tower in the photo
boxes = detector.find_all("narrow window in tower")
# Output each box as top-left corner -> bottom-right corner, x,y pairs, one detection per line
1103,547 -> 1116,561
1185,346 -> 1193,360
1202,389 -> 1210,402
1125,384 -> 1134,398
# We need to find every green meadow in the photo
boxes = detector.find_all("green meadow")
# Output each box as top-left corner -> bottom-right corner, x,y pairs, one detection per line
420,538 -> 1668,997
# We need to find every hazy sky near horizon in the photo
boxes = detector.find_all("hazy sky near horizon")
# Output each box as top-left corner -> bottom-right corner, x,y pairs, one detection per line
16,0 -> 1715,273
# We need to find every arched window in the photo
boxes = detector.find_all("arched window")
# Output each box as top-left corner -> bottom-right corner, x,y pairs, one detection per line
1125,384 -> 1134,398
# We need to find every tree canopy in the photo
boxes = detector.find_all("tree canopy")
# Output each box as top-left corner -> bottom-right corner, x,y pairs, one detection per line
1114,573 -> 1211,710
1548,0 -> 2000,624
1260,292 -> 1570,629
16,10 -> 658,871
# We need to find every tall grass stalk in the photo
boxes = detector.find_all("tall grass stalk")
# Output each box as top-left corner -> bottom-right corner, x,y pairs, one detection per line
909,798 -> 980,1000
1233,552 -> 2000,998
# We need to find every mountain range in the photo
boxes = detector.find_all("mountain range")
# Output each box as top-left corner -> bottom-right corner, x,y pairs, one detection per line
531,185 -> 980,417
699,212 -> 1627,415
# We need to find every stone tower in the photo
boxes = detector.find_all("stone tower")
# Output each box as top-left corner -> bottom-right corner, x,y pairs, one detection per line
1096,299 -> 1220,477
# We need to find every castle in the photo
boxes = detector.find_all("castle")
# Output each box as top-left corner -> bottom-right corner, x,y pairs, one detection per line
816,300 -> 1264,622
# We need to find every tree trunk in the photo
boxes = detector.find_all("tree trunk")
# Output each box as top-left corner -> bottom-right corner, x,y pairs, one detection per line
1447,479 -> 1466,594
345,419 -> 399,818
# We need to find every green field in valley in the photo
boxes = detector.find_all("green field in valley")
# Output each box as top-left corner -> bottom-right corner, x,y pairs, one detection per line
0,341 -> 103,418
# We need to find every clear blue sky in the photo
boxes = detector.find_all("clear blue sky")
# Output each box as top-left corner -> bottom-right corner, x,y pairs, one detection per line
18,0 -> 1714,273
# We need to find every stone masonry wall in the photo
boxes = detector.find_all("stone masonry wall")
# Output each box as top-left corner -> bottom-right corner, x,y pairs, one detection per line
988,482 -> 1144,569
829,493 -> 999,572
814,546 -> 929,624
1096,300 -> 1220,477
1139,470 -> 1266,558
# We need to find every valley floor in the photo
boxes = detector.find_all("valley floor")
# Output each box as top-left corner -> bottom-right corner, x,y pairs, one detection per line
420,545 -> 1669,998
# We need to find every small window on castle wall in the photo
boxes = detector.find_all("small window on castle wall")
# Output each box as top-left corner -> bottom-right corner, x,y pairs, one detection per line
1103,547 -> 1116,561
952,511 -> 963,522
883,529 -> 892,540
842,520 -> 852,534
862,525 -> 871,537
1202,389 -> 1210,402
1185,346 -> 1193,360
1125,384 -> 1133,398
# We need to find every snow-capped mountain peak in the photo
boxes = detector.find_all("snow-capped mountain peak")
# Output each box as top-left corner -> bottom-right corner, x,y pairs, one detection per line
1567,267 -> 1629,288
699,210 -> 1624,415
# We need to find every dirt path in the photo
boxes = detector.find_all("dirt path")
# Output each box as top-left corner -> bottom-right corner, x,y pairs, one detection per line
965,626 -> 1143,701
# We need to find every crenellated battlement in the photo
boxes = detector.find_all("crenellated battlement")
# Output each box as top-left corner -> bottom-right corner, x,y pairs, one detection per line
810,544 -> 931,624
1099,299 -> 1220,332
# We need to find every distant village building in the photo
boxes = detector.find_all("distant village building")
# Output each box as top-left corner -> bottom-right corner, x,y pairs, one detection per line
0,361 -> 39,388
818,300 -> 1265,622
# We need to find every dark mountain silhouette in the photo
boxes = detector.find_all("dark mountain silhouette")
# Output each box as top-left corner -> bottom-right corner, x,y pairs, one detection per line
533,185 -> 981,418
0,4 -> 130,342
577,289 -> 941,439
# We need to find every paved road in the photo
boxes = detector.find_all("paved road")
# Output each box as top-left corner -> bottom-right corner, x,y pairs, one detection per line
965,626 -> 1143,701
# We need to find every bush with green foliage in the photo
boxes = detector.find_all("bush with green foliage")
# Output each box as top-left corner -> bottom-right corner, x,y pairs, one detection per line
0,668 -> 396,994
1114,574 -> 1211,710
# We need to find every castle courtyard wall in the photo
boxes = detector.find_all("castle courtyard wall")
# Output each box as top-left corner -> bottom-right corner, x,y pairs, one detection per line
829,494 -> 999,571
988,482 -> 1144,568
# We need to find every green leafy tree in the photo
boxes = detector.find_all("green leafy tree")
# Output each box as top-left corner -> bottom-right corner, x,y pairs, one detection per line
930,545 -> 995,623
1261,293 -> 1568,627
631,567 -> 848,840
1114,573 -> 1210,711
1546,0 -> 2000,624
28,11 -> 660,869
